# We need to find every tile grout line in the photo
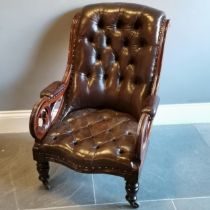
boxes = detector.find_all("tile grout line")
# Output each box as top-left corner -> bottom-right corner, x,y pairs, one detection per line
67,184 -> 83,200
23,196 -> 210,210
193,125 -> 210,147
171,200 -> 177,210
9,171 -> 20,210
23,202 -> 126,210
169,196 -> 210,201
139,195 -> 210,202
92,174 -> 96,204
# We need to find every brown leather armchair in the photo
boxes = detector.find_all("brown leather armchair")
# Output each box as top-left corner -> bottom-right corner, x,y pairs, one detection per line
29,3 -> 169,208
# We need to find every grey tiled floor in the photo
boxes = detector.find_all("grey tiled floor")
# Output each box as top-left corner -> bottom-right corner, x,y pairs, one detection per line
0,123 -> 210,210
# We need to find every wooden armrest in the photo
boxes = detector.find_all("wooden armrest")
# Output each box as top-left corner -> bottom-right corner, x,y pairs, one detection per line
40,81 -> 66,98
30,81 -> 66,140
141,95 -> 159,118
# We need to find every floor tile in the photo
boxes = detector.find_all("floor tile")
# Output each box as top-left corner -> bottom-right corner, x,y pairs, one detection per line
93,174 -> 124,203
0,133 -> 94,210
0,191 -> 17,210
1,124 -> 210,210
0,174 -> 17,210
174,197 -> 210,210
0,139 -> 18,210
138,200 -> 175,210
140,124 -> 210,200
50,200 -> 174,210
94,125 -> 210,203
194,123 -> 210,147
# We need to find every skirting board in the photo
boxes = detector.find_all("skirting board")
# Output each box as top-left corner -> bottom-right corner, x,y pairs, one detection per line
0,103 -> 210,134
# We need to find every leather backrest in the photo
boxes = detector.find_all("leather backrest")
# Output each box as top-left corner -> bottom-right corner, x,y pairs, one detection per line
65,3 -> 166,120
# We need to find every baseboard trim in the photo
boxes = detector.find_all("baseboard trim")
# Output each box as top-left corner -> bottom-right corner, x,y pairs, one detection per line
0,110 -> 31,134
154,103 -> 210,125
0,103 -> 210,134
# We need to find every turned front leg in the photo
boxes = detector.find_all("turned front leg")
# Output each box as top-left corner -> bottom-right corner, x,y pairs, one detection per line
36,161 -> 50,190
125,176 -> 139,208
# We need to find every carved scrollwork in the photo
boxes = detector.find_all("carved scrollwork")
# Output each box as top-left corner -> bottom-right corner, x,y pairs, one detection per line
29,95 -> 64,140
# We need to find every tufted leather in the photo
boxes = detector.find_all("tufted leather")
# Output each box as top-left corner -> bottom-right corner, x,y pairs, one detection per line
65,3 -> 166,120
30,2 -> 168,174
30,3 -> 169,207
39,109 -> 138,172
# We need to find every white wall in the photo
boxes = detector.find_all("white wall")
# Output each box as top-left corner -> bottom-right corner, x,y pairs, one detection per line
0,0 -> 210,110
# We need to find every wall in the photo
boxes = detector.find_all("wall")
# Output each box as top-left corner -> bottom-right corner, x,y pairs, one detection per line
0,0 -> 209,110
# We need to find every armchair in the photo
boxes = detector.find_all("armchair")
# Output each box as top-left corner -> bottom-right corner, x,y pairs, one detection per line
29,3 -> 169,208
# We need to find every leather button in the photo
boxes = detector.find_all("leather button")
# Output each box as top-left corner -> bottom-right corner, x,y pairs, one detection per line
116,148 -> 124,155
88,36 -> 94,43
123,37 -> 129,47
115,54 -> 119,62
98,18 -> 104,29
103,115 -> 109,120
119,75 -> 124,82
104,73 -> 108,80
96,52 -> 101,61
106,36 -> 111,46
116,18 -> 123,29
52,136 -> 57,140
129,57 -> 135,65
67,118 -> 74,122
86,72 -> 91,78
72,140 -> 78,145
112,138 -> 116,142
134,19 -> 143,30
127,131 -> 132,135
139,37 -> 147,47
133,77 -> 141,85
93,144 -> 100,149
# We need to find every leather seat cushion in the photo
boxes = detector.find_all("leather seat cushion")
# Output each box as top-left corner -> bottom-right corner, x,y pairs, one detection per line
40,109 -> 139,172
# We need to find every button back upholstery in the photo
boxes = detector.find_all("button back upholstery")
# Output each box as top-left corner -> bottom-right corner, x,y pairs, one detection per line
30,3 -> 169,208
66,3 -> 166,119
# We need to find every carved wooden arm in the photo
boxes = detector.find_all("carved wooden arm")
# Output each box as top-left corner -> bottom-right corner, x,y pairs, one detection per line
29,13 -> 81,141
134,20 -> 169,164
29,81 -> 66,140
136,95 -> 159,163
141,95 -> 159,118
40,81 -> 65,98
